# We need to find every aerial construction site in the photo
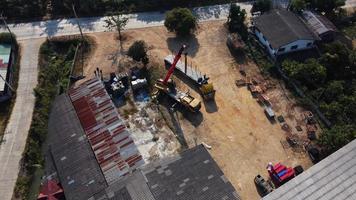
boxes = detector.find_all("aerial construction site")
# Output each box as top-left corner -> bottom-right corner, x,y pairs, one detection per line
66,20 -> 318,199
1,0 -> 355,199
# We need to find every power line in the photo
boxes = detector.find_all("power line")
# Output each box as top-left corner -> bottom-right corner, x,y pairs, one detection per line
72,4 -> 84,41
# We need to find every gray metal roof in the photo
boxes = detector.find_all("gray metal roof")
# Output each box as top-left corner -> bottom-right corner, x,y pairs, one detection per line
143,145 -> 241,200
302,11 -> 337,36
48,87 -> 240,200
262,139 -> 356,200
48,94 -> 107,200
93,171 -> 156,200
254,9 -> 319,49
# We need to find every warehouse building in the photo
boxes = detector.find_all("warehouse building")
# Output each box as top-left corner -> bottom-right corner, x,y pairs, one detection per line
46,78 -> 240,200
262,139 -> 356,200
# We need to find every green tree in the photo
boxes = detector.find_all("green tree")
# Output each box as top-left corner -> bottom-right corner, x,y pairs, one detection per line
308,0 -> 345,14
320,42 -> 355,80
127,40 -> 149,64
104,13 -> 129,42
164,8 -> 197,36
290,0 -> 308,12
323,80 -> 344,102
319,125 -> 356,153
251,0 -> 272,13
227,4 -> 248,40
282,59 -> 326,87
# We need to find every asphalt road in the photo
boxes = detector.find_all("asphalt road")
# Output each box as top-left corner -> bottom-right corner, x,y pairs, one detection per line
1,3 -> 253,40
0,39 -> 44,200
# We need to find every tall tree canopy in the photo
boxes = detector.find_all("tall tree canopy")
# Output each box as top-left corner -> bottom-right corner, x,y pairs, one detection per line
227,4 -> 248,40
164,8 -> 197,36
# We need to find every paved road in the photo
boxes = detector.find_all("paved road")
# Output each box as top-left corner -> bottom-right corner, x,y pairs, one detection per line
1,3 -> 253,41
0,39 -> 44,200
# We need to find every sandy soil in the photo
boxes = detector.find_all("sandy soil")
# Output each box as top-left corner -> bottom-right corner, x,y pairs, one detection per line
82,21 -> 313,200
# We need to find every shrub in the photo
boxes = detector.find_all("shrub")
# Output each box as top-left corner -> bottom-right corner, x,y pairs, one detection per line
127,40 -> 149,64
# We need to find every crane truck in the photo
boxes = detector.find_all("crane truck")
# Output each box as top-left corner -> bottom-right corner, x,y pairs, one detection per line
154,45 -> 201,112
164,53 -> 215,101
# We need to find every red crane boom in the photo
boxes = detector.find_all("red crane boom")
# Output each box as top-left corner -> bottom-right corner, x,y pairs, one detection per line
162,45 -> 186,84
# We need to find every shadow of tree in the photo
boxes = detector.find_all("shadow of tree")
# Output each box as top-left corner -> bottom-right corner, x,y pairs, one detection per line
39,17 -> 100,37
166,34 -> 200,57
135,12 -> 165,23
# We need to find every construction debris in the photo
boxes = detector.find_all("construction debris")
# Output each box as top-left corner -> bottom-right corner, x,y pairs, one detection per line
202,142 -> 212,149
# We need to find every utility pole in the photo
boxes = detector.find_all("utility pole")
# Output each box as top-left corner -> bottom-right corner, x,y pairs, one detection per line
71,4 -> 85,77
72,4 -> 84,41
0,12 -> 15,47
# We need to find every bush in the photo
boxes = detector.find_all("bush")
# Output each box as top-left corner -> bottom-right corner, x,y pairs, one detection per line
0,33 -> 15,43
319,125 -> 356,153
282,59 -> 326,88
251,0 -> 272,13
164,8 -> 197,36
127,40 -> 149,64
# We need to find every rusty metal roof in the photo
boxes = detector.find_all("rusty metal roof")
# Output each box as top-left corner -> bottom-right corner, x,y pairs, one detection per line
69,78 -> 144,184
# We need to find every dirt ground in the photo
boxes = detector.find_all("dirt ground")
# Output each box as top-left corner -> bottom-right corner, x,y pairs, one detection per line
82,21 -> 313,200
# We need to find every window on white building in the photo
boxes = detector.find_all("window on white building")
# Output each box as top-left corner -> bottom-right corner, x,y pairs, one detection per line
291,45 -> 298,50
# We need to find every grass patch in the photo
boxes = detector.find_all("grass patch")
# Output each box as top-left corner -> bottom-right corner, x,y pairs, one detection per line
14,36 -> 89,200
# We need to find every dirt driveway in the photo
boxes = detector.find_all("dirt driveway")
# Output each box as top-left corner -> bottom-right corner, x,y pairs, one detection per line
83,21 -> 312,200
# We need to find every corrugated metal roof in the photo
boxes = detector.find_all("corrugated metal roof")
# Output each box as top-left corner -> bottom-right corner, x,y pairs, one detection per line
68,78 -> 144,184
143,144 -> 241,200
0,44 -> 11,92
262,139 -> 356,200
302,11 -> 337,36
94,171 -> 156,200
48,94 -> 107,200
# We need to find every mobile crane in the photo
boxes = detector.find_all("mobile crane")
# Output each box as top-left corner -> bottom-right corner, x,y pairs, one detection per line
164,54 -> 215,101
154,45 -> 201,112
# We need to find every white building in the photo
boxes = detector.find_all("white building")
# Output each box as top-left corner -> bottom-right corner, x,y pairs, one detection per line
253,9 -> 319,58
